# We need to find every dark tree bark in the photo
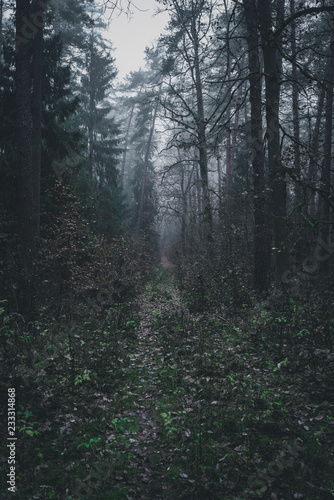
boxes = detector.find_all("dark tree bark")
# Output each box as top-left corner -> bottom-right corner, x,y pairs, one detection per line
230,73 -> 244,183
88,93 -> 95,177
180,159 -> 195,253
225,51 -> 232,201
319,15 -> 334,274
0,0 -> 3,63
16,0 -> 35,314
243,0 -> 270,292
31,0 -> 45,239
290,0 -> 302,206
137,97 -> 159,234
121,103 -> 135,188
307,86 -> 325,216
225,59 -> 245,202
181,164 -> 187,253
258,0 -> 290,286
193,150 -> 203,239
190,14 -> 213,244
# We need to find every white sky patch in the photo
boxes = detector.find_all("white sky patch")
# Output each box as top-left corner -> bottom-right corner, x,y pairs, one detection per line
106,0 -> 170,81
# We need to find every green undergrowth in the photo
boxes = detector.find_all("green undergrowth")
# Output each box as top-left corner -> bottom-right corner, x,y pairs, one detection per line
0,269 -> 334,499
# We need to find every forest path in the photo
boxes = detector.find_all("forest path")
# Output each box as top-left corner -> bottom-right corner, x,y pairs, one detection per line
108,270 -> 189,499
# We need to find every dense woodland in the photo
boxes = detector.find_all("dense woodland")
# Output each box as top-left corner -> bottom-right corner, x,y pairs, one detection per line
1,0 -> 334,498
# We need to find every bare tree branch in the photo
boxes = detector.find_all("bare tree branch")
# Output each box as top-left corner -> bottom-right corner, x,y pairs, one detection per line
276,5 -> 334,38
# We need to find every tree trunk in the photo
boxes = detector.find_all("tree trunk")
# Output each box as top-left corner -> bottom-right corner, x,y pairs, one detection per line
217,155 -> 222,199
88,90 -> 95,177
181,163 -> 187,253
243,0 -> 270,292
290,0 -> 302,206
226,52 -> 232,201
217,154 -> 223,221
191,17 -> 213,244
137,97 -> 159,234
32,0 -> 45,239
307,86 -> 325,216
120,103 -> 135,188
194,157 -> 203,239
230,69 -> 244,179
16,0 -> 35,315
226,54 -> 245,201
180,156 -> 194,253
259,0 -> 289,286
0,0 -> 3,64
319,15 -> 334,274
87,42 -> 95,178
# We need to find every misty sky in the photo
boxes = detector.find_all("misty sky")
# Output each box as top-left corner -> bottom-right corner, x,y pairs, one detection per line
106,0 -> 170,80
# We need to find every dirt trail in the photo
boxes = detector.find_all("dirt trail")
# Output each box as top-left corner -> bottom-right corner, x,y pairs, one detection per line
160,255 -> 175,270
109,277 -> 183,499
